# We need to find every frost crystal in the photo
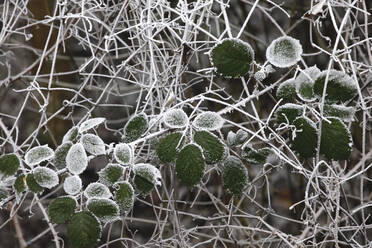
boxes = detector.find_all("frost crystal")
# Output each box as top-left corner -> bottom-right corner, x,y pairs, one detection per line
66,143 -> 88,175
84,182 -> 112,199
113,181 -> 134,214
25,145 -> 54,167
266,36 -> 303,68
193,111 -> 224,131
81,134 -> 105,156
323,104 -> 355,122
276,79 -> 296,102
64,175 -> 82,195
114,143 -> 132,166
53,142 -> 72,170
62,126 -> 79,143
33,167 -> 59,189
163,109 -> 188,128
79,118 -> 105,133
295,66 -> 321,102
123,114 -> 148,142
226,131 -> 236,146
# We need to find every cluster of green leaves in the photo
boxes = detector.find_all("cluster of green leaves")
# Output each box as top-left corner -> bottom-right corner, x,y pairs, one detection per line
275,68 -> 356,160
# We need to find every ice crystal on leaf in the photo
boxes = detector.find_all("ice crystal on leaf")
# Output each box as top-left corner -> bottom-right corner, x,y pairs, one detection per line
66,143 -> 88,175
79,118 -> 105,133
98,164 -> 123,186
62,126 -> 79,143
222,156 -> 248,195
193,111 -> 224,131
114,143 -> 132,166
25,145 -> 54,167
64,175 -> 82,195
33,167 -> 59,189
84,182 -> 112,199
81,134 -> 105,156
113,181 -> 134,214
53,142 -> 72,170
295,66 -> 321,102
86,197 -> 119,223
163,109 -> 188,128
266,36 -> 303,68
133,163 -> 161,196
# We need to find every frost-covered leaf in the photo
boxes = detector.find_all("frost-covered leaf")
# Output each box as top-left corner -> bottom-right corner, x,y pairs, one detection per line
114,143 -> 132,166
323,104 -> 355,122
68,211 -> 101,248
84,182 -> 112,199
48,196 -> 77,224
241,145 -> 274,165
295,66 -> 321,102
163,109 -> 188,128
222,156 -> 248,195
266,36 -> 303,68
64,175 -> 82,195
62,126 -> 79,143
87,197 -> 119,223
98,164 -> 123,186
53,142 -> 72,170
156,132 -> 183,163
33,167 -> 59,189
13,174 -> 26,194
25,145 -> 54,167
227,131 -> 236,146
193,111 -> 224,131
276,79 -> 296,102
175,144 -> 205,188
194,131 -> 226,164
275,103 -> 304,125
79,118 -> 105,133
313,69 -> 358,103
320,117 -> 352,160
81,134 -> 105,156
26,174 -> 43,193
114,181 -> 134,214
66,143 -> 88,175
123,114 -> 148,142
133,163 -> 161,196
0,154 -> 20,177
210,38 -> 254,78
235,130 -> 248,145
291,117 -> 317,158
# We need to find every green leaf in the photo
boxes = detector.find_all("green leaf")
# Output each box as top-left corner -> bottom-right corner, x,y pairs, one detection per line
163,109 -> 188,128
0,154 -> 20,177
123,114 -> 148,142
194,131 -> 226,164
323,104 -> 354,122
266,36 -> 303,68
276,79 -> 296,102
210,38 -> 254,78
114,143 -> 132,166
313,70 -> 358,103
156,132 -> 183,163
53,142 -> 72,170
84,182 -> 112,199
193,111 -> 224,131
241,146 -> 273,165
62,126 -> 79,143
87,198 -> 119,223
175,144 -> 205,188
68,211 -> 101,248
33,167 -> 59,189
320,117 -> 352,160
98,164 -> 124,186
114,182 -> 134,214
275,103 -> 304,125
13,174 -> 26,194
25,145 -> 54,167
295,66 -> 320,102
291,117 -> 318,158
79,118 -> 105,133
81,134 -> 105,156
48,196 -> 77,224
222,156 -> 248,195
26,174 -> 43,193
133,163 -> 161,196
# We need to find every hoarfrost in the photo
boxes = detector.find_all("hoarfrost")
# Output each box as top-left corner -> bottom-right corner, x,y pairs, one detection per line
295,66 -> 321,102
133,163 -> 162,186
163,109 -> 188,128
86,197 -> 119,223
33,167 -> 59,189
79,118 -> 105,133
81,134 -> 105,156
84,182 -> 112,199
193,111 -> 224,131
266,36 -> 303,68
98,164 -> 124,186
227,131 -> 236,146
66,143 -> 88,175
64,175 -> 82,195
25,145 -> 54,167
114,143 -> 132,166
62,126 -> 79,143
